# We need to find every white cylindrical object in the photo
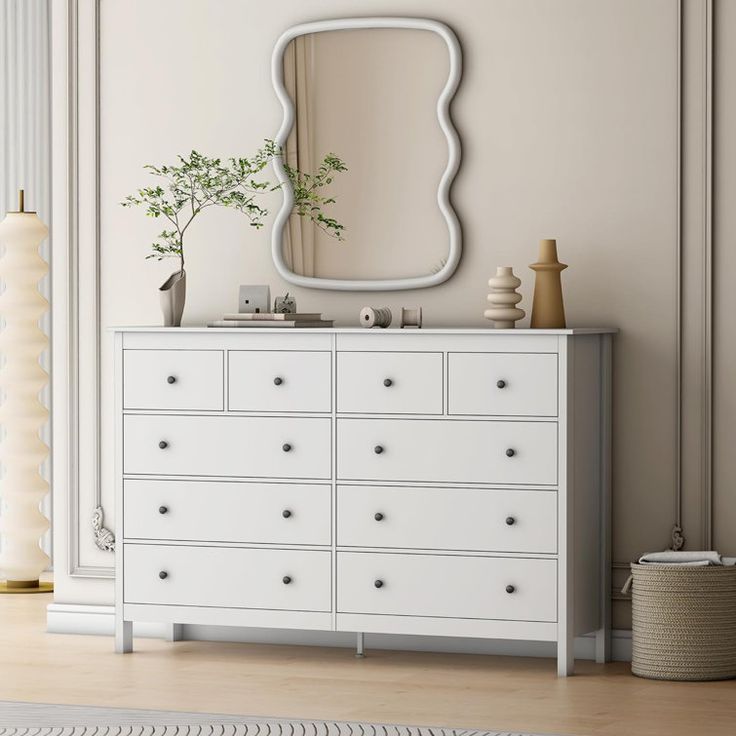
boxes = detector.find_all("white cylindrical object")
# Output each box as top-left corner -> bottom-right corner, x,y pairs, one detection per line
0,204 -> 50,588
359,306 -> 392,328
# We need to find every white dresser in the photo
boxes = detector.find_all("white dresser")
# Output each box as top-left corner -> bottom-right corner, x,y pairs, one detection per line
113,327 -> 614,676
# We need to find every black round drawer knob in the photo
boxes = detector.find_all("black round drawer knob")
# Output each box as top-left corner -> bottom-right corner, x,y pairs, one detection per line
496,379 -> 506,389
282,575 -> 292,585
158,440 -> 169,450
159,571 -> 168,580
505,448 -> 516,457
505,584 -> 515,594
158,505 -> 168,515
166,375 -> 177,384
374,579 -> 384,589
282,509 -> 292,518
383,378 -> 393,387
505,516 -> 516,526
273,376 -> 283,386
374,512 -> 385,521
282,443 -> 292,452
374,445 -> 384,455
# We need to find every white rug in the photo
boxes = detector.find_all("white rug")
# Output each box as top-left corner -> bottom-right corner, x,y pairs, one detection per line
0,702 -> 557,736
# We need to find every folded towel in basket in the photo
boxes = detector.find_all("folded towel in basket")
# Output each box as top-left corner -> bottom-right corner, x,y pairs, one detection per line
638,550 -> 725,566
622,551 -> 736,594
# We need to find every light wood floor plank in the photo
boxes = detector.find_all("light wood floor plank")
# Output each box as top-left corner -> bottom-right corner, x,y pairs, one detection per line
2,594 -> 735,736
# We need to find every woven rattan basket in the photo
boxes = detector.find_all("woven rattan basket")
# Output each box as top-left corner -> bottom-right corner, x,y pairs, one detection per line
630,563 -> 736,681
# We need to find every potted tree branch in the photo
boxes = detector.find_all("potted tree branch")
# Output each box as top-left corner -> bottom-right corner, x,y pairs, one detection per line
122,142 -> 345,326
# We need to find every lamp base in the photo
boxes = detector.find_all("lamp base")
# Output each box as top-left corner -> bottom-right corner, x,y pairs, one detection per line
0,580 -> 53,594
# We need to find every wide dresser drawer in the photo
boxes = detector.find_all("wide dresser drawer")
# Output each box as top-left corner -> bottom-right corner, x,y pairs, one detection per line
448,353 -> 558,416
337,486 -> 557,553
124,544 -> 331,611
124,350 -> 224,410
336,352 -> 443,414
337,552 -> 557,622
228,350 -> 331,412
124,480 -> 331,545
123,415 -> 331,479
337,418 -> 557,485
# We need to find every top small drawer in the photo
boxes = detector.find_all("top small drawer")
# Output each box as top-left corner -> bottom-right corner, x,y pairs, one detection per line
337,352 -> 442,415
229,351 -> 331,412
448,353 -> 558,416
123,350 -> 224,411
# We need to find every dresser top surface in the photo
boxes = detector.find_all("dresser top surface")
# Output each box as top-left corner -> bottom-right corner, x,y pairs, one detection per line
110,326 -> 617,335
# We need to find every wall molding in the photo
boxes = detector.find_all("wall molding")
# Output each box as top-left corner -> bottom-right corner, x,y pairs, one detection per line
58,0 -> 113,579
679,0 -> 715,553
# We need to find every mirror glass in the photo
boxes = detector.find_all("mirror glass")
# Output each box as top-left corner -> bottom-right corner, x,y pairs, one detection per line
279,27 -> 455,283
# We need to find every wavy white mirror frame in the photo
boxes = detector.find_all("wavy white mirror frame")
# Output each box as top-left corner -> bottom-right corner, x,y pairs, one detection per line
270,17 -> 462,291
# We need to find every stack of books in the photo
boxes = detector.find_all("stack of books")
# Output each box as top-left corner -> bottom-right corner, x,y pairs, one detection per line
207,313 -> 334,328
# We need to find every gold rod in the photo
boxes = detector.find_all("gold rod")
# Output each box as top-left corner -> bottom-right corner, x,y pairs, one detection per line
18,189 -> 24,213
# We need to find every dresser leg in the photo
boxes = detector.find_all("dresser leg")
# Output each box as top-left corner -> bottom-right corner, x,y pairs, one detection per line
168,623 -> 184,642
115,619 -> 132,653
595,628 -> 611,663
557,636 -> 574,676
355,632 -> 365,658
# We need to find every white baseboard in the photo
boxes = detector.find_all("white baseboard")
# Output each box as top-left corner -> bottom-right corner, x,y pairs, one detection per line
47,603 -> 632,661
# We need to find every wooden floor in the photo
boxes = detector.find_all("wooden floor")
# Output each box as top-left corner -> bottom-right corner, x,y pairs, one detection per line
2,594 -> 735,736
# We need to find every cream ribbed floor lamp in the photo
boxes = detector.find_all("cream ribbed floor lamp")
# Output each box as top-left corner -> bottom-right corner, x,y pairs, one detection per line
0,190 -> 52,593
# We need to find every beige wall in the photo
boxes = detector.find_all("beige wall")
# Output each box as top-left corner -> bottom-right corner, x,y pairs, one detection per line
51,0 -> 731,635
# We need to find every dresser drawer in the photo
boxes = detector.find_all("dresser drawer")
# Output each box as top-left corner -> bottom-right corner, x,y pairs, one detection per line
336,352 -> 442,414
124,350 -> 224,410
124,480 -> 331,545
123,415 -> 331,479
124,544 -> 331,611
337,552 -> 557,622
337,419 -> 557,485
337,486 -> 557,553
448,353 -> 558,417
229,351 -> 331,412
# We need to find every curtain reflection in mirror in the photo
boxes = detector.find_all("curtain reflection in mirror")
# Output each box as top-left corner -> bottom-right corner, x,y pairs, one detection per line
283,34 -> 316,277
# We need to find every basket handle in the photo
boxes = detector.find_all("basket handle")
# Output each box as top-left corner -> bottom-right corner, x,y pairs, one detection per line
621,574 -> 633,595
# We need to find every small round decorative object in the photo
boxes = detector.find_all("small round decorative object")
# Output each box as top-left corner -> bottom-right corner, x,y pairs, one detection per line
374,512 -> 385,521
282,443 -> 292,453
166,375 -> 177,384
484,266 -> 525,328
496,379 -> 507,389
505,516 -> 515,526
159,571 -> 168,580
273,376 -> 284,386
282,509 -> 292,518
399,306 -> 422,329
505,448 -> 516,457
383,378 -> 393,387
505,584 -> 515,594
158,440 -> 168,450
158,506 -> 168,515
374,445 -> 384,455
359,306 -> 392,328
374,579 -> 384,589
282,575 -> 292,585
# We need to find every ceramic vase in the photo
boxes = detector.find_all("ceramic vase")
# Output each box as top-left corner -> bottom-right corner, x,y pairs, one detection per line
530,239 -> 567,328
484,267 -> 525,328
160,270 -> 186,327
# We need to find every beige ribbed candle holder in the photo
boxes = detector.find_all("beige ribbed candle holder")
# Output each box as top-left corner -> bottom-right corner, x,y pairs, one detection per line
0,191 -> 52,593
530,239 -> 567,329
